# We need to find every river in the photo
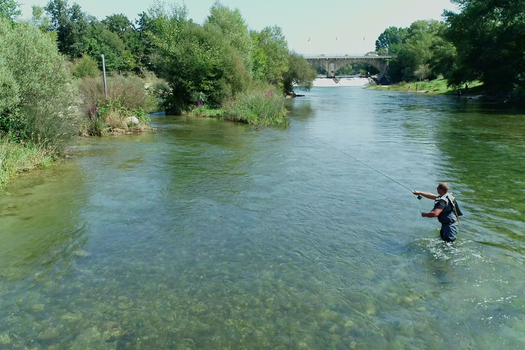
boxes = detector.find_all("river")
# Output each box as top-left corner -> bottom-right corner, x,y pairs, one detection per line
1,87 -> 524,349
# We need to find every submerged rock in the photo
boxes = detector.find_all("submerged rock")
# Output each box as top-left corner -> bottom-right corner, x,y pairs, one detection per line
101,322 -> 125,342
118,296 -> 134,310
38,327 -> 61,340
74,250 -> 91,258
0,332 -> 11,345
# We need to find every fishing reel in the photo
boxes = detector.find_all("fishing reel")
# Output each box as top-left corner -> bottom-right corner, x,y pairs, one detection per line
417,195 -> 422,200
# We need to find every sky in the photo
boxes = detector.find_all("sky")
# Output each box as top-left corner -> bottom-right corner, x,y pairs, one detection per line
20,0 -> 459,55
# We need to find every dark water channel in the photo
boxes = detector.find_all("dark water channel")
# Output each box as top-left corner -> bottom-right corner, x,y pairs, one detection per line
1,87 -> 524,349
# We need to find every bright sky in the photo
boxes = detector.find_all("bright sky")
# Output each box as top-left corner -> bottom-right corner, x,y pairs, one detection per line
20,0 -> 458,55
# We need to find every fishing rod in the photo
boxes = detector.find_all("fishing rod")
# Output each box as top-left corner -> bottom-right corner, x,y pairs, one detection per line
313,136 -> 423,200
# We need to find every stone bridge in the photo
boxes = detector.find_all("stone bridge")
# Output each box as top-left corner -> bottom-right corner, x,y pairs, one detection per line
305,55 -> 393,79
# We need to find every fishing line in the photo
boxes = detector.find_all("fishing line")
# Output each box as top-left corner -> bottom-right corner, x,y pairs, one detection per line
313,136 -> 414,193
312,136 -> 424,217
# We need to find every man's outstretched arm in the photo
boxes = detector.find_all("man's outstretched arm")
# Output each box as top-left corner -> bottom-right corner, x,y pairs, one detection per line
413,191 -> 439,200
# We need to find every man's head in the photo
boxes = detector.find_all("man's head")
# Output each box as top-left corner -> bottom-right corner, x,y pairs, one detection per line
437,182 -> 449,196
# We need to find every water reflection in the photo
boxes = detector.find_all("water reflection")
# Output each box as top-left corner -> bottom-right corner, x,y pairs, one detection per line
437,101 -> 525,249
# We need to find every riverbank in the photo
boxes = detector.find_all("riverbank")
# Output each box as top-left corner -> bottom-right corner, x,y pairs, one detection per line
0,139 -> 53,187
367,79 -> 483,95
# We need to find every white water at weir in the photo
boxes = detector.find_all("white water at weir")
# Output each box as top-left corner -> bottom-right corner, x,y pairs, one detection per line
312,77 -> 370,87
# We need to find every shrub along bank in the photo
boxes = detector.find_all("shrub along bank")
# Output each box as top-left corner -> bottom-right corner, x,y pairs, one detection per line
0,18 -> 156,187
0,18 -> 79,187
78,75 -> 156,136
186,84 -> 289,127
367,79 -> 484,95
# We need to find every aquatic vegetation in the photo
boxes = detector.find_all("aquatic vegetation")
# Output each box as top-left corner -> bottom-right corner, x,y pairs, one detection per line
184,85 -> 289,127
0,134 -> 52,187
223,86 -> 289,127
78,75 -> 157,136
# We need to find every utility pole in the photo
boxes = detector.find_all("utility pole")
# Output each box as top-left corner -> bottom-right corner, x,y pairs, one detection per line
101,54 -> 108,99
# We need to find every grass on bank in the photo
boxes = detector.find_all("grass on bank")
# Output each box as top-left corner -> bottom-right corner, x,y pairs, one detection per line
84,99 -> 152,136
185,86 -> 289,127
368,79 -> 483,95
0,134 -> 53,187
78,75 -> 157,136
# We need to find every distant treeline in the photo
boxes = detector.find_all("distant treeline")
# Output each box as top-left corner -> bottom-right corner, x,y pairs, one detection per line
28,0 -> 316,110
373,0 -> 525,97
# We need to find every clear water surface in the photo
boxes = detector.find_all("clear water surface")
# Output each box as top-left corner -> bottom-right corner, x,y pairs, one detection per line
1,87 -> 524,349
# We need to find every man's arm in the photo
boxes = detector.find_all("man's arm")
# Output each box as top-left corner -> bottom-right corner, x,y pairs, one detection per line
421,208 -> 443,218
413,191 -> 439,200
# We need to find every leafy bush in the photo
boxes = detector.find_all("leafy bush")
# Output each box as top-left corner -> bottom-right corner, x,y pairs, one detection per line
84,98 -> 150,136
148,5 -> 251,113
78,74 -> 155,115
0,132 -> 53,187
283,52 -> 318,94
71,55 -> 100,78
0,18 -> 79,150
223,85 -> 289,126
0,56 -> 20,130
184,105 -> 225,118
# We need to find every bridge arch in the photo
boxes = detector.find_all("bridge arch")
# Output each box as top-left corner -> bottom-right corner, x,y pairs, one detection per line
306,56 -> 392,79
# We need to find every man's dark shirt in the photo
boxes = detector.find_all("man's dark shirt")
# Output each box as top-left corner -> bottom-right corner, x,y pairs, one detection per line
433,199 -> 447,211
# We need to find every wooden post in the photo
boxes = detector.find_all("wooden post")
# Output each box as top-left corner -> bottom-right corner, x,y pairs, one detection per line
101,54 -> 108,99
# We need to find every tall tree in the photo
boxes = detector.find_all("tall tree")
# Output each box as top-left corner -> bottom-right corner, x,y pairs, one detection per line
44,0 -> 90,58
386,20 -> 448,82
86,22 -> 136,71
0,0 -> 20,20
205,2 -> 253,73
103,13 -> 146,71
375,26 -> 408,54
444,0 -> 525,93
252,26 -> 289,86
282,52 -> 317,94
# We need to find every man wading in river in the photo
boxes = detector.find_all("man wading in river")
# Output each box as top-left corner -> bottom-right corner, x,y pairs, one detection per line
412,183 -> 463,242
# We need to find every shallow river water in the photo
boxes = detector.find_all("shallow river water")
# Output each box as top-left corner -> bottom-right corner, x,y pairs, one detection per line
1,87 -> 525,349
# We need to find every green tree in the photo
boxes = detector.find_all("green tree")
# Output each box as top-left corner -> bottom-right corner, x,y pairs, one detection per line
147,2 -> 250,111
252,26 -> 289,86
146,1 -> 188,77
45,0 -> 91,58
0,55 -> 20,121
70,54 -> 100,78
103,13 -> 147,71
386,20 -> 448,82
336,64 -> 354,75
29,6 -> 52,32
444,0 -> 525,93
375,26 -> 408,54
0,19 -> 79,148
282,52 -> 317,93
86,22 -> 136,71
133,11 -> 155,71
0,0 -> 21,21
206,2 -> 253,73
102,13 -> 132,37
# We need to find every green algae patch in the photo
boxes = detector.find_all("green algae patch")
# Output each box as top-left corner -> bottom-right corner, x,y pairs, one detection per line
0,138 -> 53,187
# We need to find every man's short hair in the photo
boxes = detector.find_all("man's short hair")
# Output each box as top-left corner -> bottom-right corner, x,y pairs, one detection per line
437,182 -> 449,192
